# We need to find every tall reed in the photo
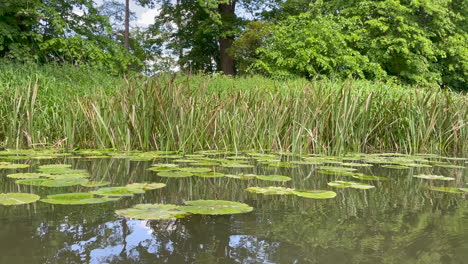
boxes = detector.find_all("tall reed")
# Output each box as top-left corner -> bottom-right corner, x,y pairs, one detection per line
0,64 -> 466,155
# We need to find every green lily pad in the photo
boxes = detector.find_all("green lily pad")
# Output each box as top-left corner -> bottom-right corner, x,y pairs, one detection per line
37,168 -> 88,175
292,190 -> 337,199
91,187 -> 145,197
341,163 -> 373,167
221,163 -> 254,168
148,163 -> 179,172
263,162 -> 298,168
225,174 -> 258,180
459,188 -> 468,193
41,193 -> 119,204
291,161 -> 324,165
189,162 -> 219,166
194,172 -> 225,178
15,178 -> 50,186
115,204 -> 188,220
430,187 -> 464,193
327,181 -> 375,189
352,175 -> 390,181
173,159 -> 198,163
246,186 -> 295,195
0,193 -> 40,205
81,181 -> 111,187
180,200 -> 253,215
381,165 -> 410,169
41,178 -> 89,187
255,174 -> 292,182
7,173 -> 50,179
413,174 -> 455,181
179,167 -> 212,173
126,182 -> 166,190
0,163 -> 30,169
318,166 -> 357,172
317,170 -> 357,176
157,171 -> 193,178
45,173 -> 89,179
38,164 -> 72,169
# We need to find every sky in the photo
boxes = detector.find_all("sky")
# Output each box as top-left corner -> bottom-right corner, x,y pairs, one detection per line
93,0 -> 160,27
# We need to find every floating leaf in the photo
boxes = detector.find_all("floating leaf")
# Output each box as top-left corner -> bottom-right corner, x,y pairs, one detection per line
41,178 -> 88,187
179,167 -> 212,173
317,170 -> 357,176
41,193 -> 119,204
352,175 -> 390,181
7,173 -> 50,179
148,164 -> 179,172
318,166 -> 357,172
328,181 -> 375,190
0,193 -> 40,205
189,162 -> 219,166
15,178 -> 50,186
413,174 -> 455,181
263,162 -> 298,168
38,164 -> 72,169
81,181 -> 111,187
430,187 -> 464,193
256,174 -> 291,182
246,186 -> 295,195
38,168 -> 88,175
173,159 -> 198,163
0,163 -> 29,169
126,182 -> 166,190
194,172 -> 225,178
225,174 -> 257,180
381,165 -> 410,169
91,187 -> 145,197
180,200 -> 253,215
221,163 -> 254,168
341,163 -> 373,167
157,171 -> 193,178
293,190 -> 337,199
115,204 -> 188,220
291,161 -> 324,165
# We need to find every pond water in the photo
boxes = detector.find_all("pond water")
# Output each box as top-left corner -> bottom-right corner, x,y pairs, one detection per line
0,150 -> 467,264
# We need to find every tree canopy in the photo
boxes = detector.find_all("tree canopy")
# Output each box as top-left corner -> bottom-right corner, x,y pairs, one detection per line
0,0 -> 466,89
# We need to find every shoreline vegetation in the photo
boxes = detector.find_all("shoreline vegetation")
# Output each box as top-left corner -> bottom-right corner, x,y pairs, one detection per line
0,64 -> 466,155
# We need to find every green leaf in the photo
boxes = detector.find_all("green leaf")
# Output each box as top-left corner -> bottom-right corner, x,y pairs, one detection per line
115,204 -> 188,220
293,190 -> 337,199
180,200 -> 253,215
0,193 -> 40,205
41,193 -> 119,205
90,187 -> 145,197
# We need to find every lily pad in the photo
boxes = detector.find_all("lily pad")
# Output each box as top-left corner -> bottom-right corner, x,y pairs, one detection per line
381,165 -> 410,169
180,200 -> 253,215
7,173 -> 50,179
81,181 -> 111,187
341,163 -> 373,167
292,190 -> 337,199
0,193 -> 40,205
352,175 -> 390,181
41,178 -> 89,187
0,163 -> 30,169
179,167 -> 212,173
41,193 -> 119,204
38,168 -> 88,175
246,186 -> 295,195
430,187 -> 464,193
318,166 -> 357,172
148,163 -> 179,172
194,172 -> 225,178
413,174 -> 455,181
327,181 -> 375,190
126,182 -> 166,190
115,204 -> 188,220
15,178 -> 51,186
38,164 -> 72,169
157,171 -> 193,178
91,187 -> 145,197
189,162 -> 219,166
255,174 -> 292,182
221,163 -> 254,168
225,174 -> 258,180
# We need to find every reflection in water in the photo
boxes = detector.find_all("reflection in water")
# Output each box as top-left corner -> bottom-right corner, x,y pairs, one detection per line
0,156 -> 466,263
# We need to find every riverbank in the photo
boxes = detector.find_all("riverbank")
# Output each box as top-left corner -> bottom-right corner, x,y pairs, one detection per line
0,64 -> 466,154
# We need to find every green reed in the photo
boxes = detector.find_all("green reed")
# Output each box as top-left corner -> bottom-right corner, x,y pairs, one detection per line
0,64 -> 466,154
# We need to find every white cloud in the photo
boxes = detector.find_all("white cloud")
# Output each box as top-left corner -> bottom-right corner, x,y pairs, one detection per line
136,8 -> 159,27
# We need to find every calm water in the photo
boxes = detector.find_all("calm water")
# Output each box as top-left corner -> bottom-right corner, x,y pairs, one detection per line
0,153 -> 467,264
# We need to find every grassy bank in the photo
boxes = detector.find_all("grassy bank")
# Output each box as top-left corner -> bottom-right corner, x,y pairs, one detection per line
0,63 -> 466,154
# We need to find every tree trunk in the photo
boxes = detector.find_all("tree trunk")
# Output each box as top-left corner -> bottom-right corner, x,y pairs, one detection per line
124,0 -> 130,50
218,1 -> 236,75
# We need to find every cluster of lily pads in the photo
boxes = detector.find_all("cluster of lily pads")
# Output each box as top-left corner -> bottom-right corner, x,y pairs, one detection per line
1,149 -> 467,219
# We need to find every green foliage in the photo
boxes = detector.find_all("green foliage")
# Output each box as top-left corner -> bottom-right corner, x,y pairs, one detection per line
254,13 -> 385,80
254,0 -> 467,89
0,0 -> 140,74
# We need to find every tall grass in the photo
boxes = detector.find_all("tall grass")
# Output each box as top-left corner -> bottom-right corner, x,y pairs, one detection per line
0,63 -> 466,154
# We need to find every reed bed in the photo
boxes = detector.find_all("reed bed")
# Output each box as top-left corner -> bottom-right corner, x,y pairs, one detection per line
0,64 -> 466,154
